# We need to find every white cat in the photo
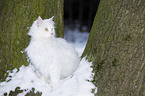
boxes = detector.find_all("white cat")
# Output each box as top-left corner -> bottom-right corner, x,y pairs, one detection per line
25,16 -> 80,87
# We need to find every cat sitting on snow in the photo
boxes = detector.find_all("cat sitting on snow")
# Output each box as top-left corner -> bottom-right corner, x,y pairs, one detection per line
25,16 -> 80,87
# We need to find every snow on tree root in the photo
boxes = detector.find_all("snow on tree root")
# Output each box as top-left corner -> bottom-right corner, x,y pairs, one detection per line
0,57 -> 97,96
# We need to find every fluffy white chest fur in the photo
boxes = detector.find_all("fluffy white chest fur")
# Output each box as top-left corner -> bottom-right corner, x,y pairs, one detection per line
25,16 -> 80,87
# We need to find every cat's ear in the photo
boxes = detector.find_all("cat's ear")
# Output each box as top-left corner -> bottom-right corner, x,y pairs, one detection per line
36,16 -> 42,27
49,16 -> 54,21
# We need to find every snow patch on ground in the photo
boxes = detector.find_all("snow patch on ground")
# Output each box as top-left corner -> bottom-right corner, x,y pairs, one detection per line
0,58 -> 96,96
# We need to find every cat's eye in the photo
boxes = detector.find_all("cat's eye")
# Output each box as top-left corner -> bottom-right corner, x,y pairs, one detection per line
51,28 -> 53,31
45,28 -> 48,31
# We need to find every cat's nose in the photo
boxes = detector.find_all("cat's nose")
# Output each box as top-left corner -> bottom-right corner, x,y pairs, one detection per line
51,33 -> 53,35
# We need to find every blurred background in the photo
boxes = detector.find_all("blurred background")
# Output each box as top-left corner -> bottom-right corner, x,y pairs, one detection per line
64,0 -> 100,56
64,0 -> 100,32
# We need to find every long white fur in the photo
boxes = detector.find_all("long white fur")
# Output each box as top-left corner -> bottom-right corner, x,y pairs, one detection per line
25,16 -> 80,87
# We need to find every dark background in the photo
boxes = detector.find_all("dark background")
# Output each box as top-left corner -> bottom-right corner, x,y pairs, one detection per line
64,0 -> 100,32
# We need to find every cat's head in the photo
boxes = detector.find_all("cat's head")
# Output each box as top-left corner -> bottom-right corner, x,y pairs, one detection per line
28,16 -> 55,38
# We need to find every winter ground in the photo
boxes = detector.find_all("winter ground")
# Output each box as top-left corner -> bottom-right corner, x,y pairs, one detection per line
0,28 -> 97,96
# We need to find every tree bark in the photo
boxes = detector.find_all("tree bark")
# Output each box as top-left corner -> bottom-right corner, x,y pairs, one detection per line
82,0 -> 145,96
0,0 -> 63,94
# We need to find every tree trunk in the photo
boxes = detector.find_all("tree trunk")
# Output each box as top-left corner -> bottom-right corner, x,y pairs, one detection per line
0,0 -> 63,94
82,0 -> 145,96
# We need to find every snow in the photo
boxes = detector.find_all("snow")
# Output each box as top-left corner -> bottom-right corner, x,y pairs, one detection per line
0,28 -> 97,96
0,58 -> 96,96
64,28 -> 89,57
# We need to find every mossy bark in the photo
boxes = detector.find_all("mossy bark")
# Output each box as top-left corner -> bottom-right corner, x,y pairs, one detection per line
82,0 -> 145,96
0,0 -> 64,95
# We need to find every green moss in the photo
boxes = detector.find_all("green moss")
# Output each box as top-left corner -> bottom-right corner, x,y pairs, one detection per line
101,43 -> 105,51
25,88 -> 42,96
124,34 -> 132,41
143,91 -> 145,96
95,59 -> 106,72
112,58 -> 118,66
8,87 -> 23,96
3,87 -> 42,96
